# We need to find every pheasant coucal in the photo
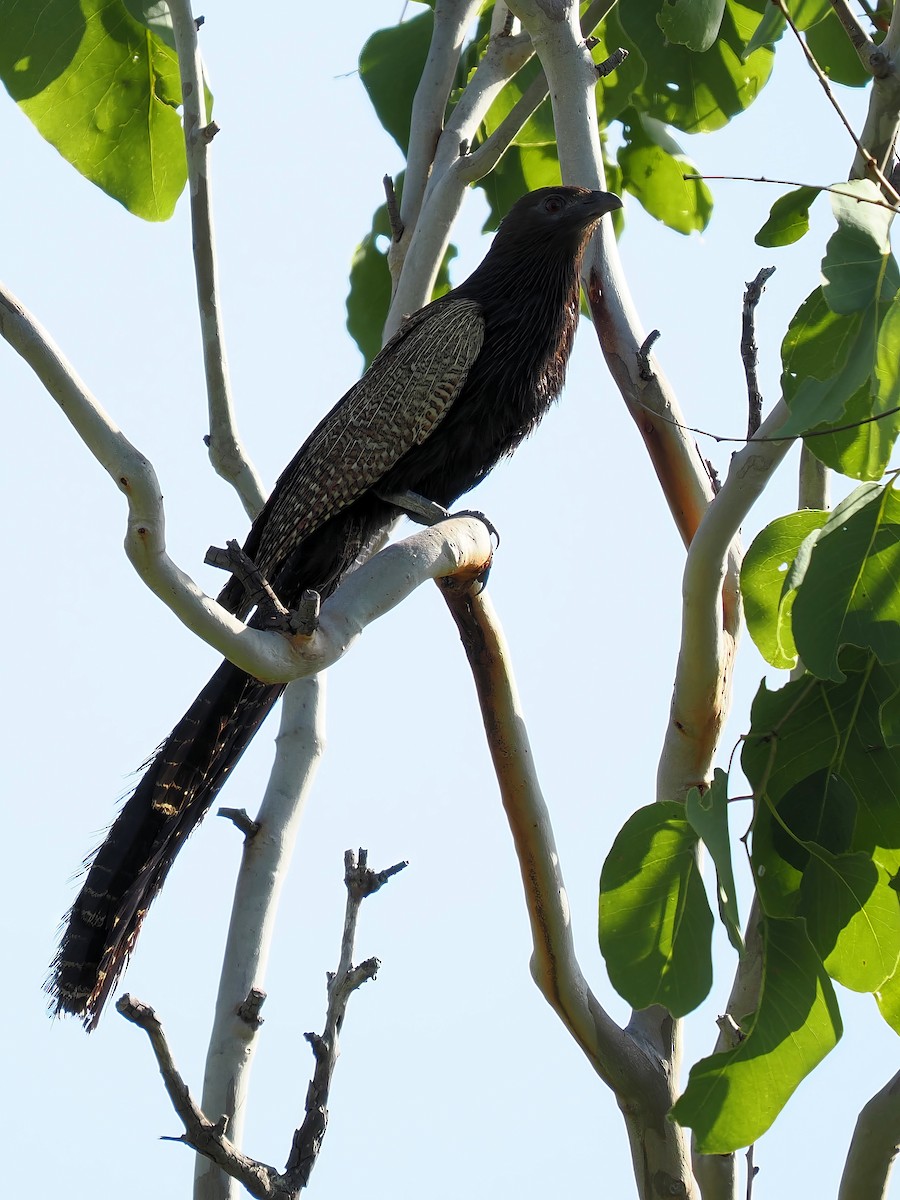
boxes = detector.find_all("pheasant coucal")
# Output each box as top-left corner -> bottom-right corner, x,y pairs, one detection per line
50,185 -> 622,1027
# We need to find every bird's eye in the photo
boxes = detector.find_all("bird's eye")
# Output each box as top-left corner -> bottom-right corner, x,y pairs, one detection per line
543,195 -> 566,214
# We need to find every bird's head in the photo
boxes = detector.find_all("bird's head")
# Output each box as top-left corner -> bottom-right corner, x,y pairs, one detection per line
493,186 -> 622,253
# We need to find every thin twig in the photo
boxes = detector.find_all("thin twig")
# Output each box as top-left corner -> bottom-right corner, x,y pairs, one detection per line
746,1144 -> 758,1199
637,329 -> 661,380
282,850 -> 406,1192
773,0 -> 900,202
167,0 -> 266,518
117,995 -> 282,1199
382,175 -> 404,241
682,173 -> 899,212
741,267 -> 776,439
120,853 -> 405,1197
628,394 -> 900,445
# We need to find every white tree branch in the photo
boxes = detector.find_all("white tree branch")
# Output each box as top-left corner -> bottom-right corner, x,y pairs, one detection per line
658,402 -> 793,802
385,25 -> 536,334
443,587 -> 698,1198
850,1 -> 900,182
168,0 -> 266,518
398,0 -> 483,244
441,588 -> 662,1096
195,675 -> 326,1200
838,1067 -> 900,1200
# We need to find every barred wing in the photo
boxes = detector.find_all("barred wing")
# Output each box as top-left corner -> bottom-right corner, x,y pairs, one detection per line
253,296 -> 485,573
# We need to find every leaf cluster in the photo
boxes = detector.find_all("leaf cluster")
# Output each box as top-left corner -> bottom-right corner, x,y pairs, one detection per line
599,197 -> 900,1151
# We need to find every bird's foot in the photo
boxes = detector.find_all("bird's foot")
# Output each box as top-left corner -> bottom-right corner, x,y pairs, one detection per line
205,541 -> 320,635
374,492 -> 498,592
450,509 -> 501,549
375,489 -> 450,526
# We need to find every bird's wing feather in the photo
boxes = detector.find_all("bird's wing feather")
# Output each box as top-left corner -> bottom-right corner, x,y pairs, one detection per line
254,296 -> 485,572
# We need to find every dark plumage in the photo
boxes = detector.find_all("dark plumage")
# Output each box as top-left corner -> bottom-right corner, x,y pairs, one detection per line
50,185 -> 622,1027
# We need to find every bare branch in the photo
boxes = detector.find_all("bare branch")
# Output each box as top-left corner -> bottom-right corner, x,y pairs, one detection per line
282,850 -> 406,1192
118,995 -> 283,1200
167,0 -> 266,518
798,445 -> 830,511
741,267 -> 776,440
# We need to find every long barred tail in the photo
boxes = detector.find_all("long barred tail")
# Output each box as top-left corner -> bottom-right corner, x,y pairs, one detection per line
49,661 -> 284,1029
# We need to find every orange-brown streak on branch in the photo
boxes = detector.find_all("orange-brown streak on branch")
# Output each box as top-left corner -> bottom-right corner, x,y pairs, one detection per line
440,584 -> 649,1103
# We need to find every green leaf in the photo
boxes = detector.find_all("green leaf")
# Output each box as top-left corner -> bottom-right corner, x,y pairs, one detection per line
793,484 -> 900,680
122,0 -> 174,51
813,292 -> 900,479
875,963 -> 900,1035
821,180 -> 898,315
359,10 -> 433,154
0,0 -> 186,220
618,112 -> 713,234
755,186 -> 820,247
477,143 -> 562,232
657,0 -> 726,52
685,769 -> 743,951
620,0 -> 774,134
591,9 -> 647,125
743,665 -> 900,889
782,314 -> 876,440
599,802 -> 714,1016
743,3 -> 785,57
805,9 -> 872,87
800,850 -> 900,991
787,0 -> 832,29
741,509 -> 829,668
751,765 -> 858,918
480,56 -> 556,148
672,917 -> 842,1152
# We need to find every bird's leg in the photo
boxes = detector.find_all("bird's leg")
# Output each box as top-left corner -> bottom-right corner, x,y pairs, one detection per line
375,488 -> 451,526
205,540 -> 320,634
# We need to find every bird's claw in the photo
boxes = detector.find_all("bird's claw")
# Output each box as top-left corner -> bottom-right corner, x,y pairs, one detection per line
451,509 -> 501,549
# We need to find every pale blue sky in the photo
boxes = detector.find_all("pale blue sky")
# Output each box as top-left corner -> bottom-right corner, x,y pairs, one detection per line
2,4 -> 896,1197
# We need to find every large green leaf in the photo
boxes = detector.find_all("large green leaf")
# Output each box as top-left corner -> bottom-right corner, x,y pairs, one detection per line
480,56 -> 555,148
617,111 -> 713,234
599,802 -> 714,1016
806,292 -> 900,480
0,0 -> 186,220
778,184 -> 900,456
821,180 -> 897,315
875,963 -> 900,1035
792,484 -> 900,680
477,143 -> 563,232
359,10 -> 433,155
741,509 -> 829,668
805,9 -> 872,87
671,917 -> 842,1152
755,186 -> 820,247
657,0 -> 726,52
620,0 -> 774,134
685,769 -> 743,951
800,849 -> 900,991
592,9 -> 648,125
743,663 -> 900,887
